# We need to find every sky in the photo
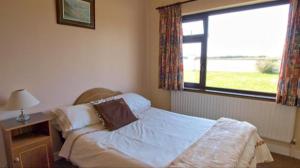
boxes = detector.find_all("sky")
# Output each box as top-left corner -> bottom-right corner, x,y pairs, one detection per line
207,4 -> 290,58
183,4 -> 290,58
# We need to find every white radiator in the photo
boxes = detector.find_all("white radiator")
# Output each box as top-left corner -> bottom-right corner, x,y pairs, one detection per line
171,91 -> 297,143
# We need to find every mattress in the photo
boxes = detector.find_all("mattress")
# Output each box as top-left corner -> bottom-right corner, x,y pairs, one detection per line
59,107 -> 272,167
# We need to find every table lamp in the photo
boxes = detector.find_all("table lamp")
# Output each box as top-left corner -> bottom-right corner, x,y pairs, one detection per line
6,89 -> 40,122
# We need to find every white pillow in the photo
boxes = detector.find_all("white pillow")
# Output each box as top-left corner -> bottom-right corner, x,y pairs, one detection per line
90,93 -> 151,114
90,96 -> 116,105
53,103 -> 99,137
116,93 -> 151,114
53,93 -> 150,137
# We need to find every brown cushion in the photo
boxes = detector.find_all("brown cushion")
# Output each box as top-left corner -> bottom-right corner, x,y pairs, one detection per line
93,98 -> 138,131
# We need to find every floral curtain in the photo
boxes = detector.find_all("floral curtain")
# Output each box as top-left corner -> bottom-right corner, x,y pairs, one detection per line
276,0 -> 300,106
158,5 -> 183,90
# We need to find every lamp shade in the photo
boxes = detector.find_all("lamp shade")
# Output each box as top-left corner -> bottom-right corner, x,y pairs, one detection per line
7,89 -> 40,110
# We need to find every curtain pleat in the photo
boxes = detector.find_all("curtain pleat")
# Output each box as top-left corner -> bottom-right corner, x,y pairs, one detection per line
158,5 -> 183,91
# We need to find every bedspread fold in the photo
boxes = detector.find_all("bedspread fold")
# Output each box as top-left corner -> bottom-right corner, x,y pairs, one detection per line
169,118 -> 273,168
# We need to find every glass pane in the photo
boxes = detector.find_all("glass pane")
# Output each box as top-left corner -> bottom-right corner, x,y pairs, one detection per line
183,43 -> 201,83
182,20 -> 204,36
206,4 -> 289,93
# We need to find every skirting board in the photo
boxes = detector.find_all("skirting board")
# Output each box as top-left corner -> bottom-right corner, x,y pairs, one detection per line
292,148 -> 300,160
267,142 -> 300,159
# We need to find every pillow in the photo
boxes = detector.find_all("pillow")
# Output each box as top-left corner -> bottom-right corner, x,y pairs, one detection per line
53,103 -> 99,137
93,98 -> 138,131
90,96 -> 117,105
119,93 -> 151,113
91,93 -> 151,114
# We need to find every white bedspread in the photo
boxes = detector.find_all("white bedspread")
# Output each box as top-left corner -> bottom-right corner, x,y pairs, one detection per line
59,107 -> 272,168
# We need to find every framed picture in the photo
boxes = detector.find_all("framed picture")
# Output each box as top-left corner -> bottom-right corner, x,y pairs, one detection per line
56,0 -> 95,29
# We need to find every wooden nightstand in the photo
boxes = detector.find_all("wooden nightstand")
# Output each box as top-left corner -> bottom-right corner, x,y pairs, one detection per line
0,112 -> 54,168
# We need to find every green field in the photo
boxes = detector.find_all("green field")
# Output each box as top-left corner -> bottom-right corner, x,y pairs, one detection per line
184,71 -> 278,93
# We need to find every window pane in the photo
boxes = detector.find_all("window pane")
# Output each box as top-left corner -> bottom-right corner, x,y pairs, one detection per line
182,21 -> 204,36
183,43 -> 201,83
206,4 -> 289,93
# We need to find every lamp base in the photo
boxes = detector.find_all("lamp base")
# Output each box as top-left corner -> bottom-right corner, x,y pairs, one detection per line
16,114 -> 31,122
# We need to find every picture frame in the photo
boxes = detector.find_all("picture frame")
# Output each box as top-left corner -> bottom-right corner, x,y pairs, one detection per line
56,0 -> 95,29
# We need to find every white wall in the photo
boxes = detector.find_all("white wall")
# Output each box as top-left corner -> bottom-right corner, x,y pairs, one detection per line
0,0 -> 147,166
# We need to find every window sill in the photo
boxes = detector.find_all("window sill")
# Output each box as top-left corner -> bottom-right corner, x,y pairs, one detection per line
183,88 -> 276,102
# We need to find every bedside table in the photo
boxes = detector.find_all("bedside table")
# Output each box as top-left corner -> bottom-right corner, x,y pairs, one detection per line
0,112 -> 54,168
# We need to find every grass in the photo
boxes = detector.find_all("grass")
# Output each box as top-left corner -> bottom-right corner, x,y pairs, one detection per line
184,70 -> 278,93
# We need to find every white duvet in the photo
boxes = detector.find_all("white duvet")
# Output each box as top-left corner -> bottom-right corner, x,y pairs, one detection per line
59,107 -> 272,167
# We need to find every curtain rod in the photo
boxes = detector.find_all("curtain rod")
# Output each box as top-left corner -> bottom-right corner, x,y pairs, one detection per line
156,0 -> 196,10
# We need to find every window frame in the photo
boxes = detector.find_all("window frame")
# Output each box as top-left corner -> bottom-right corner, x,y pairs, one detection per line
182,0 -> 289,99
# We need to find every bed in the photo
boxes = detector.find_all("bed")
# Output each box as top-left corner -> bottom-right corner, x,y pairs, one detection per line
55,88 -> 273,168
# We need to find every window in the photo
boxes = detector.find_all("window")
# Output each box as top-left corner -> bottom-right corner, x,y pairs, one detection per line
182,21 -> 204,35
182,1 -> 290,98
183,43 -> 202,84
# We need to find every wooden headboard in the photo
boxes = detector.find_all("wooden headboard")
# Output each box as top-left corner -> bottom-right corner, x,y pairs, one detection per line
73,88 -> 122,105
57,88 -> 121,142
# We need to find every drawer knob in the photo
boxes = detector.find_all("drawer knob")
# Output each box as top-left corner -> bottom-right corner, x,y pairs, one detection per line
14,157 -> 20,163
